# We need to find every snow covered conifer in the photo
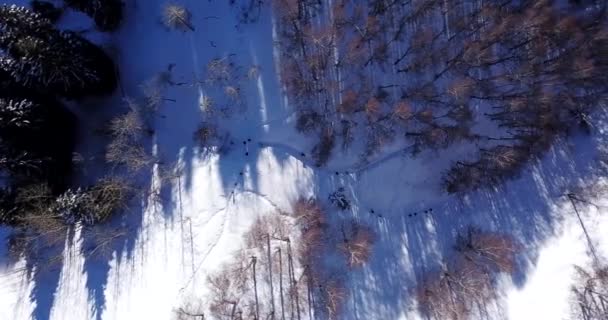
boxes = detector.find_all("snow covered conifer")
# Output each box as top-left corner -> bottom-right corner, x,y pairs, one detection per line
0,4 -> 50,39
0,97 -> 43,131
54,178 -> 131,225
54,187 -> 88,225
0,5 -> 117,98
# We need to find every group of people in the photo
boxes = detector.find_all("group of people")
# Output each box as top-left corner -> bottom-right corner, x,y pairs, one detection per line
368,207 -> 434,220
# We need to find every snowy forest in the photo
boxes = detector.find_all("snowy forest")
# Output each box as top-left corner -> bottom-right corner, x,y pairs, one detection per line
0,0 -> 607,320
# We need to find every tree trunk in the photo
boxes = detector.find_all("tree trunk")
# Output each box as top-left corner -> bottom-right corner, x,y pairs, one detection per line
307,272 -> 313,320
287,245 -> 295,320
278,247 -> 286,320
287,239 -> 301,320
568,194 -> 600,266
267,234 -> 276,320
253,256 -> 260,320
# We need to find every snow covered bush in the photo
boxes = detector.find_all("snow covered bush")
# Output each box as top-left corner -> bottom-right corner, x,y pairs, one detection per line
328,187 -> 349,210
0,5 -> 117,98
163,4 -> 194,32
64,0 -> 124,31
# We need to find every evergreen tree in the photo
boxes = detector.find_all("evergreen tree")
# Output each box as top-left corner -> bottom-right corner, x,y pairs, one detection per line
0,5 -> 49,37
64,0 -> 124,32
30,1 -> 63,24
0,5 -> 117,98
0,97 -> 45,132
54,188 -> 88,225
0,188 -> 17,225
54,178 -> 131,225
0,144 -> 44,180
0,94 -> 76,193
0,67 -> 28,97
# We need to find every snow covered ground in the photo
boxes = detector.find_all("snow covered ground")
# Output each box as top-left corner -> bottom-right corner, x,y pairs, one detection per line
1,1 -> 608,319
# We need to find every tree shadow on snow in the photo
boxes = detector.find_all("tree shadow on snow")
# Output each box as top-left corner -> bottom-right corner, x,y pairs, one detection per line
75,1 -> 298,319
339,112 -> 608,319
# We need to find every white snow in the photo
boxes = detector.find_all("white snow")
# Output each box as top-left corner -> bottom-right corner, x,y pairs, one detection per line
506,187 -> 608,320
1,1 -> 607,320
0,255 -> 36,320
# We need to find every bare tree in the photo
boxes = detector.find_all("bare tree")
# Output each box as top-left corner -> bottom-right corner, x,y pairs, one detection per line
339,222 -> 375,268
247,65 -> 261,80
108,107 -> 145,140
454,226 -> 520,275
14,184 -> 67,248
322,280 -> 346,320
175,302 -> 206,320
207,257 -> 251,320
245,214 -> 290,249
566,193 -> 602,266
292,198 -> 324,228
443,145 -> 531,194
140,77 -> 168,114
416,266 -> 482,320
83,226 -> 128,258
417,226 -> 521,319
163,4 -> 195,31
206,57 -> 237,86
571,263 -> 608,320
105,102 -> 154,172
